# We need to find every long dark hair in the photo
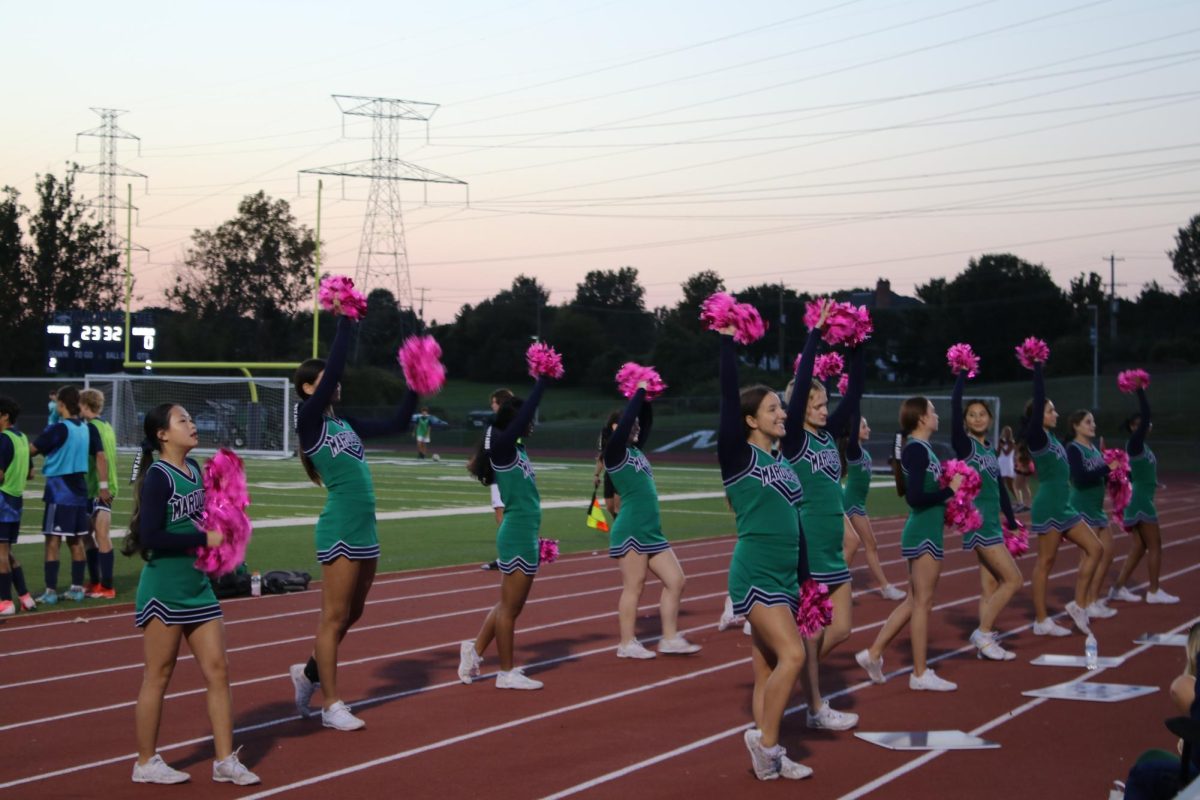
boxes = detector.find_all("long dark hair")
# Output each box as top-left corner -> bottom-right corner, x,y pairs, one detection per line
467,396 -> 524,486
597,410 -> 621,459
738,385 -> 776,439
123,403 -> 176,561
1067,408 -> 1093,440
56,385 -> 81,418
293,358 -> 325,487
891,396 -> 929,497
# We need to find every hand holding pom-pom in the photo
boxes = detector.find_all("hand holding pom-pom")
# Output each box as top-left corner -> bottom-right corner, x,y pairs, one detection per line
1015,337 -> 1050,370
526,342 -> 565,380
539,538 -> 560,564
947,343 -> 980,378
940,459 -> 983,534
1104,448 -> 1132,517
700,292 -> 768,345
1004,521 -> 1029,556
796,578 -> 833,638
318,275 -> 368,321
1116,369 -> 1150,394
397,335 -> 446,395
806,299 -> 872,346
615,363 -> 667,400
193,449 -> 252,577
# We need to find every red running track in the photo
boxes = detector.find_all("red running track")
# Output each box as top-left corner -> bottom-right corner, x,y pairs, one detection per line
2,479 -> 1198,799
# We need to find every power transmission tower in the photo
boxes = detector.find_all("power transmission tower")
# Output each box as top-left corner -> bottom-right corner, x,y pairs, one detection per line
75,108 -> 146,250
300,95 -> 467,322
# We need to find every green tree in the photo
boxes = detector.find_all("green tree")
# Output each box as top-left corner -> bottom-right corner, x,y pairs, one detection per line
1168,213 -> 1200,294
650,271 -> 727,390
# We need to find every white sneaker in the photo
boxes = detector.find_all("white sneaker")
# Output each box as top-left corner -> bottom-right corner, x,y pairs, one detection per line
806,703 -> 859,730
132,754 -> 190,784
1065,601 -> 1092,634
718,597 -> 745,631
616,639 -> 657,659
743,729 -> 781,781
1108,585 -> 1142,603
1086,600 -> 1117,619
458,640 -> 482,684
289,663 -> 317,718
1146,589 -> 1180,604
321,700 -> 366,731
855,649 -> 886,684
746,729 -> 812,780
496,668 -> 543,690
1032,618 -> 1072,637
742,620 -> 752,636
212,747 -> 260,786
657,635 -> 701,655
971,629 -> 1016,661
909,669 -> 957,692
880,584 -> 907,601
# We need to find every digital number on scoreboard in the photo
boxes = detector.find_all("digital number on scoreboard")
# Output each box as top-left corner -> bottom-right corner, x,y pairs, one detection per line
45,311 -> 156,374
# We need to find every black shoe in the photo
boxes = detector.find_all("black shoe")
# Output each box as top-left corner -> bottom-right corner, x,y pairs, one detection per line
480,561 -> 499,571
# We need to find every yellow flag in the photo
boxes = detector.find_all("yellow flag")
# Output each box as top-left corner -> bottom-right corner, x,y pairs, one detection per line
586,498 -> 610,532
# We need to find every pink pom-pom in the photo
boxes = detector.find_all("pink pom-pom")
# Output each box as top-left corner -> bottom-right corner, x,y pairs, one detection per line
837,372 -> 850,396
700,292 -> 767,345
1015,337 -> 1050,370
615,362 -> 667,400
539,538 -> 560,564
397,335 -> 446,395
1004,521 -> 1029,556
939,459 -> 983,534
947,343 -> 980,378
1104,448 -> 1132,518
526,341 -> 565,380
192,449 -> 252,577
805,299 -> 872,346
846,303 -> 874,346
1116,369 -> 1150,394
318,274 -> 368,321
795,578 -> 833,638
813,352 -> 845,382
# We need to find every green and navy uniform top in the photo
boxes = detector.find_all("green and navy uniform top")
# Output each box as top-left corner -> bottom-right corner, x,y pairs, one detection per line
842,398 -> 872,518
1024,364 -> 1082,535
0,427 -> 30,525
718,335 -> 804,617
604,388 -> 670,558
33,419 -> 101,508
1067,439 -> 1109,529
485,378 -> 547,575
1123,388 -> 1157,527
86,417 -> 119,500
951,372 -> 1017,550
133,457 -> 223,628
900,438 -> 953,560
782,330 -> 863,586
297,316 -> 417,564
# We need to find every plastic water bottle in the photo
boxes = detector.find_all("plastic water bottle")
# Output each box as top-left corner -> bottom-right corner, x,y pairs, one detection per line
1084,633 -> 1098,670
250,571 -> 262,597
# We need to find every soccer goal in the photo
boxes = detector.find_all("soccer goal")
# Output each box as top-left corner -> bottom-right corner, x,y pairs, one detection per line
84,373 -> 293,457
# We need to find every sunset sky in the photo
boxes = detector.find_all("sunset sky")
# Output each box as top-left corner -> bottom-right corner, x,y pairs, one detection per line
5,0 -> 1198,324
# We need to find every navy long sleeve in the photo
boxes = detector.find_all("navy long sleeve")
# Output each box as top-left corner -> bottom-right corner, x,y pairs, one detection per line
717,336 -> 752,480
1023,363 -> 1049,451
345,390 -> 418,439
604,389 -> 645,469
826,346 -> 865,439
138,463 -> 207,552
902,441 -> 954,509
1127,388 -> 1151,457
950,372 -> 971,459
489,378 -> 546,464
998,480 -> 1018,528
1067,443 -> 1109,487
635,397 -> 653,449
781,327 -> 820,458
298,316 -> 353,452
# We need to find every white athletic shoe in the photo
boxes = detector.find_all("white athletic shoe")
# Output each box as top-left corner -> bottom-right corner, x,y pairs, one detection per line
1086,600 -> 1118,619
289,663 -> 317,718
971,629 -> 1016,661
212,747 -> 260,786
1032,618 -> 1072,637
879,584 -> 907,601
746,729 -> 812,780
743,729 -> 782,781
806,703 -> 859,730
742,621 -> 752,636
132,754 -> 190,784
855,649 -> 886,684
496,668 -> 543,690
1108,585 -> 1142,603
458,640 -> 482,684
657,636 -> 701,655
909,669 -> 957,692
1065,601 -> 1092,634
717,597 -> 745,631
1146,588 -> 1180,604
321,700 -> 366,731
616,639 -> 657,659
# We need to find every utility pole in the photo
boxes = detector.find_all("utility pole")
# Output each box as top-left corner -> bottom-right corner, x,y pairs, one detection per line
1104,252 -> 1124,342
1088,304 -> 1099,410
778,284 -> 786,374
415,286 -> 428,330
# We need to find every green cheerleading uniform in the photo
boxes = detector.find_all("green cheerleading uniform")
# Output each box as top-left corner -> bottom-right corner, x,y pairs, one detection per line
900,439 -> 947,560
492,444 -> 541,575
788,430 -> 851,586
961,438 -> 1005,551
1029,436 -> 1082,535
842,447 -> 871,518
1123,445 -> 1157,528
306,416 -> 380,564
726,444 -> 803,617
134,459 -> 222,628
1068,441 -> 1109,529
607,446 -> 669,558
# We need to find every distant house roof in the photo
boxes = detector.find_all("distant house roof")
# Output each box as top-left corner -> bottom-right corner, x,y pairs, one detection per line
848,279 -> 923,310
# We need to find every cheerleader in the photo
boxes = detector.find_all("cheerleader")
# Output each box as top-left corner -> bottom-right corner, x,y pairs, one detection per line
124,404 -> 258,785
1108,387 -> 1178,604
717,329 -> 811,781
459,377 -> 551,690
289,314 -> 418,729
855,396 -> 962,692
604,385 -> 699,658
841,411 -> 906,601
1065,410 -> 1119,617
1023,363 -> 1101,636
950,373 -> 1023,660
782,315 -> 861,730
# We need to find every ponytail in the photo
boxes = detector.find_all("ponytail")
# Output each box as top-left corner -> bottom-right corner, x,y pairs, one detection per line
891,396 -> 929,497
123,404 -> 176,560
294,359 -> 326,487
467,396 -> 524,486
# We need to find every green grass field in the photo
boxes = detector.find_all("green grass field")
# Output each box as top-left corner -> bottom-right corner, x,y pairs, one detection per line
10,451 -> 916,609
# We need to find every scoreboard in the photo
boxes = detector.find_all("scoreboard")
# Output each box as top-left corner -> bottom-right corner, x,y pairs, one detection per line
45,311 -> 156,374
